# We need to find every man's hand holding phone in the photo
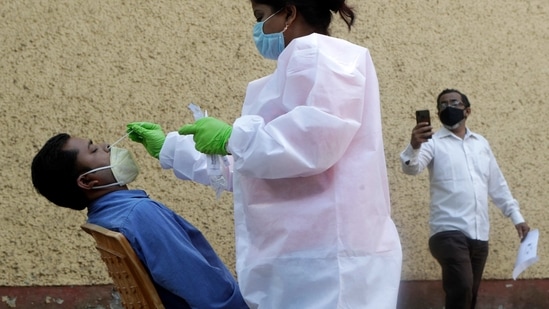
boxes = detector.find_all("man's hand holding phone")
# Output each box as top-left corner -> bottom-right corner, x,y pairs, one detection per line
412,110 -> 433,149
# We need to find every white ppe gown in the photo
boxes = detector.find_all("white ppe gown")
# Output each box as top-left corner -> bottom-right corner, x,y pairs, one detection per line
159,33 -> 402,309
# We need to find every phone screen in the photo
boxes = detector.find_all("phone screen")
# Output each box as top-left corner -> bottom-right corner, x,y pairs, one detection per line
415,110 -> 431,125
415,110 -> 432,139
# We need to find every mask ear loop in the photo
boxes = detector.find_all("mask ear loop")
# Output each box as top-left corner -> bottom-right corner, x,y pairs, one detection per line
108,131 -> 132,150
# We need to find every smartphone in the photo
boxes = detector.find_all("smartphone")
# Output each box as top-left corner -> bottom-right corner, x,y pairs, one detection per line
415,109 -> 432,139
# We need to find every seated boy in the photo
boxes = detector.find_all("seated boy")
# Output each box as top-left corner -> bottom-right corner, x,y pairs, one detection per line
31,133 -> 248,309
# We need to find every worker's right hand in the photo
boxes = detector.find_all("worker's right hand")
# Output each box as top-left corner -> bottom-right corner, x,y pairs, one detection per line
410,123 -> 433,149
126,122 -> 166,159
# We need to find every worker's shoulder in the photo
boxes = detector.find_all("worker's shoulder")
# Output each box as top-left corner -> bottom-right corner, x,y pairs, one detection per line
293,33 -> 366,52
287,34 -> 369,69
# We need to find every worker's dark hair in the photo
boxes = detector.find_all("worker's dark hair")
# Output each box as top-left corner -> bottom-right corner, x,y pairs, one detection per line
252,0 -> 355,35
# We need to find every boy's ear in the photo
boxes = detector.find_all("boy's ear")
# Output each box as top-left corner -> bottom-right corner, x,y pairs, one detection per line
77,174 -> 99,190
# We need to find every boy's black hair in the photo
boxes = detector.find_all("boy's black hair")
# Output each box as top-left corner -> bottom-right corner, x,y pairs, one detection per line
31,133 -> 89,210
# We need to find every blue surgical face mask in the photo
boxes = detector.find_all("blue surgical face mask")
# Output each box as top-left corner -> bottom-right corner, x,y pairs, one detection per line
253,9 -> 288,60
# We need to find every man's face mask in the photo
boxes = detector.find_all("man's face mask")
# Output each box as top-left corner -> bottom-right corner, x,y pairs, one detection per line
439,106 -> 465,130
80,147 -> 139,189
253,8 -> 288,60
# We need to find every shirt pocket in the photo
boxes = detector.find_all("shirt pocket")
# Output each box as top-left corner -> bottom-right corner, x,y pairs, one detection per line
472,148 -> 491,180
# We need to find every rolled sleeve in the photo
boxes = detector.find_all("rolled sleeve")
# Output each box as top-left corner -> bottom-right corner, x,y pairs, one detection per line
400,144 -> 422,175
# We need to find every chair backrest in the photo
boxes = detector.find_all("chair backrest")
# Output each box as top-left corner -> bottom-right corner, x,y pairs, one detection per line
81,223 -> 165,309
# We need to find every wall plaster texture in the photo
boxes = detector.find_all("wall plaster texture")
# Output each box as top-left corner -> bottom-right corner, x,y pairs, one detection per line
0,0 -> 547,286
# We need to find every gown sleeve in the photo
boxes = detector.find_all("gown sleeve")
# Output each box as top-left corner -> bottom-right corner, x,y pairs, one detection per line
228,41 -> 366,179
159,132 -> 233,191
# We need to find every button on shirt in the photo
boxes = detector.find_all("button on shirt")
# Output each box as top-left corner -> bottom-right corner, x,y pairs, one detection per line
87,190 -> 248,309
400,127 -> 524,241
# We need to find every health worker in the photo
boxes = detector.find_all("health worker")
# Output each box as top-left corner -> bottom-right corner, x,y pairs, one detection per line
127,0 -> 402,308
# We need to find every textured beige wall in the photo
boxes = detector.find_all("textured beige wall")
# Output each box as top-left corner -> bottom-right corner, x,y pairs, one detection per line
1,0 -> 547,286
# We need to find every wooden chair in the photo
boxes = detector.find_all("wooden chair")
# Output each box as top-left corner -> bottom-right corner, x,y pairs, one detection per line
81,223 -> 165,309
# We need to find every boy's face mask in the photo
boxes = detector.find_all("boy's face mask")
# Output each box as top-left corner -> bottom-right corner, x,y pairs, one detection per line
80,147 -> 139,189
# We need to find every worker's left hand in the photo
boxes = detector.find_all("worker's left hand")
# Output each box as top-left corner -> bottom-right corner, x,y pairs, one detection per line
515,222 -> 531,242
178,117 -> 232,155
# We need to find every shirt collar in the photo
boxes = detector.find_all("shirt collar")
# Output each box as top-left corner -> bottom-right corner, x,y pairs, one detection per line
88,189 -> 148,214
438,126 -> 478,140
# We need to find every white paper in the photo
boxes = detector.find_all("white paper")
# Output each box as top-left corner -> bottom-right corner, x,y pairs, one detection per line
512,228 -> 539,280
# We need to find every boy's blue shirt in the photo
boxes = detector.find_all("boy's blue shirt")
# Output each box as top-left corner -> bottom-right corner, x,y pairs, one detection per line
87,189 -> 248,309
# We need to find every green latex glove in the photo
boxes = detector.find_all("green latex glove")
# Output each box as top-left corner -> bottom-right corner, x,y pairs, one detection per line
178,117 -> 232,155
126,122 -> 166,159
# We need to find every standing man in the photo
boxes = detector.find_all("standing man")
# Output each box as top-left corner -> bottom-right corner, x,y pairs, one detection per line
400,88 -> 530,309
